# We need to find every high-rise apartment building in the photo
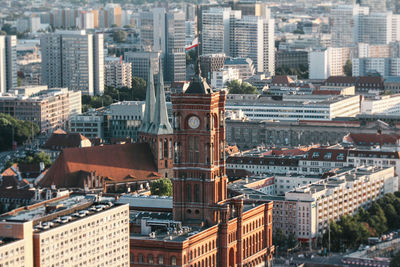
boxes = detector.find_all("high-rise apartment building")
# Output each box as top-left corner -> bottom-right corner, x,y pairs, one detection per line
330,4 -> 369,47
357,12 -> 393,44
230,15 -> 275,74
41,30 -> 104,95
352,57 -> 400,77
309,47 -> 351,79
0,195 -> 130,267
105,57 -> 132,88
0,35 -> 17,93
201,8 -> 240,56
165,12 -> 186,82
138,8 -> 186,83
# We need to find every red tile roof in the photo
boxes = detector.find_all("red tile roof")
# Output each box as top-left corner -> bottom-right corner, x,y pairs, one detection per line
271,75 -> 294,85
43,131 -> 90,150
343,133 -> 400,146
324,76 -> 357,85
302,148 -> 348,162
39,143 -> 160,188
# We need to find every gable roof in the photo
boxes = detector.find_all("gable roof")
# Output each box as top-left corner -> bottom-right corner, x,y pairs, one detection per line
343,133 -> 400,146
302,148 -> 348,162
271,75 -> 294,85
43,132 -> 90,150
324,76 -> 357,85
39,143 -> 160,188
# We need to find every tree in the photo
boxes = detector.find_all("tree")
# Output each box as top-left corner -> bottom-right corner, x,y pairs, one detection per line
343,59 -> 352,76
132,77 -> 147,100
113,30 -> 127,43
391,251 -> 400,267
150,178 -> 173,196
226,80 -> 258,94
273,228 -> 287,251
0,113 -> 39,151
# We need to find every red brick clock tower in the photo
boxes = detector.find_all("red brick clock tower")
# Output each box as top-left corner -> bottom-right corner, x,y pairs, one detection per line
171,71 -> 228,226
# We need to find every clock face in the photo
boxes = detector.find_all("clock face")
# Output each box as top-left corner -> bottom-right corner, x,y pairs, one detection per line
188,116 -> 200,129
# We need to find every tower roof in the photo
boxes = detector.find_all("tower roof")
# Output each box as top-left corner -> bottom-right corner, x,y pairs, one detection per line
148,58 -> 173,135
139,61 -> 156,133
185,59 -> 213,94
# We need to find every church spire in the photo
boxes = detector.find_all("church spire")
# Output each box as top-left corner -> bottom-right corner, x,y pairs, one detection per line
149,57 -> 173,135
139,61 -> 156,133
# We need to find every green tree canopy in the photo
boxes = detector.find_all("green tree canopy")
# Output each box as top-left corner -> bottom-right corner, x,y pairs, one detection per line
150,178 -> 173,196
113,30 -> 127,43
226,80 -> 258,94
343,59 -> 352,76
0,113 -> 39,151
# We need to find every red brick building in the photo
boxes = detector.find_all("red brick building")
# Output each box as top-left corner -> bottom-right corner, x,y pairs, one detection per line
130,68 -> 274,267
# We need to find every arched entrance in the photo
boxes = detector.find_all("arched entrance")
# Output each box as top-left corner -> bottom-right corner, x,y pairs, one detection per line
229,247 -> 235,267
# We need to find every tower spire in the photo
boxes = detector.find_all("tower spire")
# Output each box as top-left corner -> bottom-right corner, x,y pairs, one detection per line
150,57 -> 173,135
139,61 -> 156,133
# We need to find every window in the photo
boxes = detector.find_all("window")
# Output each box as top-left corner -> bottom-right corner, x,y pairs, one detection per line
186,184 -> 192,202
158,255 -> 164,264
138,254 -> 144,263
194,184 -> 200,202
148,254 -> 153,264
171,256 -> 177,265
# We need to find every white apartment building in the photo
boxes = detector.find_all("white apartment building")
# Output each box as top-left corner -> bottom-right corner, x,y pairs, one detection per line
284,167 -> 397,244
309,47 -> 351,79
230,15 -> 275,74
330,4 -> 369,47
357,12 -> 393,45
0,195 -> 129,267
70,112 -> 106,139
110,101 -> 145,140
41,30 -> 104,96
0,35 -> 17,93
352,57 -> 400,77
211,68 -> 240,89
105,57 -> 132,89
225,95 -> 360,121
201,8 -> 240,56
274,175 -> 321,195
361,94 -> 400,114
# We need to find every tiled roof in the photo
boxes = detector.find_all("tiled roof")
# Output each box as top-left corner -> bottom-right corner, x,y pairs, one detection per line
271,75 -> 294,85
226,156 -> 299,166
1,164 -> 18,176
324,76 -> 357,85
0,188 -> 35,200
39,143 -> 160,188
356,76 -> 384,85
347,150 -> 400,159
302,148 -> 348,162
343,133 -> 400,146
43,131 -> 89,150
226,169 -> 253,179
312,90 -> 340,95
0,175 -> 29,189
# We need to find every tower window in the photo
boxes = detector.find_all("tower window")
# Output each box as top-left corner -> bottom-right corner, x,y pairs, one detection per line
186,184 -> 191,202
194,184 -> 200,202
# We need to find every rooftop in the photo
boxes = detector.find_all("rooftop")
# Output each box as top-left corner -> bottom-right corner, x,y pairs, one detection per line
1,195 -> 122,233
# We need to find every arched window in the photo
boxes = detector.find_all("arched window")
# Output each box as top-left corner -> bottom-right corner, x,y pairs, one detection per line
169,139 -> 172,159
138,254 -> 144,263
158,255 -> 164,264
164,139 -> 168,158
171,256 -> 177,266
186,184 -> 192,202
159,140 -> 163,160
148,254 -> 154,264
194,184 -> 200,202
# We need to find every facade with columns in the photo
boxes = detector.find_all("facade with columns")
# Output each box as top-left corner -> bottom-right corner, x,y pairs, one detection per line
130,67 -> 274,267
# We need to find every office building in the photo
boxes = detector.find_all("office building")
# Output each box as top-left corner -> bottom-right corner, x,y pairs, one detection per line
105,57 -> 132,89
224,57 -> 256,80
225,95 -> 360,121
0,194 -> 129,267
211,68 -> 240,89
125,51 -> 160,81
109,101 -> 144,140
275,50 -> 309,69
0,86 -> 80,133
0,35 -> 17,93
361,94 -> 400,114
200,53 -> 226,81
41,30 -> 104,95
